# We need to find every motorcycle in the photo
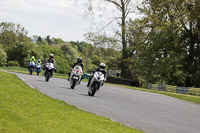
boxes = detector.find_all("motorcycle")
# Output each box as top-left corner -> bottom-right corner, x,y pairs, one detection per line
29,61 -> 35,75
69,65 -> 83,89
88,71 -> 105,96
35,63 -> 42,76
44,63 -> 55,82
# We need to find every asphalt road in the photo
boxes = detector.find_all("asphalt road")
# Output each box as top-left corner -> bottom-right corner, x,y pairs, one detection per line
16,73 -> 200,133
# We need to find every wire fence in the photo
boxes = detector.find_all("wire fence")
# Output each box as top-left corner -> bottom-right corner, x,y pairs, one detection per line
147,83 -> 200,96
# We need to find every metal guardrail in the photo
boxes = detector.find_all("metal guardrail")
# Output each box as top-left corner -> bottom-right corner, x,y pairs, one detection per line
147,83 -> 200,96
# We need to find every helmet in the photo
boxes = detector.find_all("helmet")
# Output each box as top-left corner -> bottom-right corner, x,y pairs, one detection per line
49,54 -> 54,59
99,63 -> 106,70
38,59 -> 41,63
31,56 -> 35,59
77,57 -> 82,63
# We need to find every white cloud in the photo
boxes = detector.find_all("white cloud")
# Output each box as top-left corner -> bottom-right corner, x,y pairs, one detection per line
0,0 -> 89,41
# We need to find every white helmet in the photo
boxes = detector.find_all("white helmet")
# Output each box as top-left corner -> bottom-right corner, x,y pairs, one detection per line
99,63 -> 106,70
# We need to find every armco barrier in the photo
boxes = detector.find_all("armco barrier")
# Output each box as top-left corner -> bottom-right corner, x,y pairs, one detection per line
105,76 -> 139,87
176,87 -> 188,94
157,85 -> 166,91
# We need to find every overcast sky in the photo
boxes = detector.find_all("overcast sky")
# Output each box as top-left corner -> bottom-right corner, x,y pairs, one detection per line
0,0 -> 143,42
0,0 -> 91,42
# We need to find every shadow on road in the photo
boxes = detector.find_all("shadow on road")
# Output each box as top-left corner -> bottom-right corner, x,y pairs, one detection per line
79,94 -> 103,99
36,79 -> 46,82
60,87 -> 75,90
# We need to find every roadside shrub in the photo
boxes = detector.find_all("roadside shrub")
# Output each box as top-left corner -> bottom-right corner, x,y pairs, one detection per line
7,61 -> 20,66
0,48 -> 7,66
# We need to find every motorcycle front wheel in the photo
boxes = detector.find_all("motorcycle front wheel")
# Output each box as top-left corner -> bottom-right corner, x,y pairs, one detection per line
88,83 -> 98,96
30,68 -> 33,75
71,79 -> 76,89
45,72 -> 50,82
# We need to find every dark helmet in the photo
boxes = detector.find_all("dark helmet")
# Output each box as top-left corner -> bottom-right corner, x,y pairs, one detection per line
77,57 -> 82,63
99,63 -> 106,70
38,59 -> 41,63
49,54 -> 54,59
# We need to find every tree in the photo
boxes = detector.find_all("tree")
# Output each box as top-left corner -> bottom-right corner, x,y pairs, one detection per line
0,22 -> 30,49
45,35 -> 53,45
52,38 -> 64,44
70,0 -> 142,78
126,0 -> 200,87
7,42 -> 31,66
0,48 -> 7,66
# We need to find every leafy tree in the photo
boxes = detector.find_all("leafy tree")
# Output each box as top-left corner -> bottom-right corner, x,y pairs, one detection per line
45,35 -> 53,45
52,38 -> 64,44
0,48 -> 7,66
125,0 -> 200,87
7,42 -> 31,67
0,22 -> 30,49
70,0 -> 141,78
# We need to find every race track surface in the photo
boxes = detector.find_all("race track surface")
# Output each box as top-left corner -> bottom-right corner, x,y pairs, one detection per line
16,73 -> 200,133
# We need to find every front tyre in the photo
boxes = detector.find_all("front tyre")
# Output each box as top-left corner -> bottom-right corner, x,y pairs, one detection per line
88,83 -> 98,96
45,72 -> 50,82
30,68 -> 33,75
71,79 -> 76,89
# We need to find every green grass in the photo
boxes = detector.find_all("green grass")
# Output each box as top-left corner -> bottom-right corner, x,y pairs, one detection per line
0,66 -> 68,79
107,84 -> 200,104
0,71 -> 142,133
0,66 -> 88,82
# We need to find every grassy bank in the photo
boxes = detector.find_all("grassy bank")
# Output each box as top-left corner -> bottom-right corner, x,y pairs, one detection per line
110,84 -> 200,104
0,66 -> 88,82
0,71 -> 142,133
0,66 -> 68,79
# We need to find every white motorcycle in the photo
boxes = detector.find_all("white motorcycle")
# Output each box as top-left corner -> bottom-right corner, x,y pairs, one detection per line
44,63 -> 55,82
88,71 -> 105,96
29,61 -> 35,75
69,65 -> 83,89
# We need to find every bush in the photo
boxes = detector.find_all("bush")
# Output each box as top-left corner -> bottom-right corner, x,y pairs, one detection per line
7,61 -> 20,66
0,48 -> 7,66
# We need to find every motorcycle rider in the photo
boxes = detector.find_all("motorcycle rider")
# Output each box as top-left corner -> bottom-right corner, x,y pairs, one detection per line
87,63 -> 107,87
28,56 -> 36,70
68,57 -> 84,83
37,59 -> 42,65
29,56 -> 36,62
36,59 -> 42,69
43,54 -> 56,75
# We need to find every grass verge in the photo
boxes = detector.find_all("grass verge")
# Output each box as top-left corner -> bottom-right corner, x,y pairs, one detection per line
107,84 -> 200,104
0,66 -> 88,82
0,71 -> 142,133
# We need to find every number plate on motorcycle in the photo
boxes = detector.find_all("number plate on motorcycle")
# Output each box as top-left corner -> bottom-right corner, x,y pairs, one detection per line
73,76 -> 78,79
